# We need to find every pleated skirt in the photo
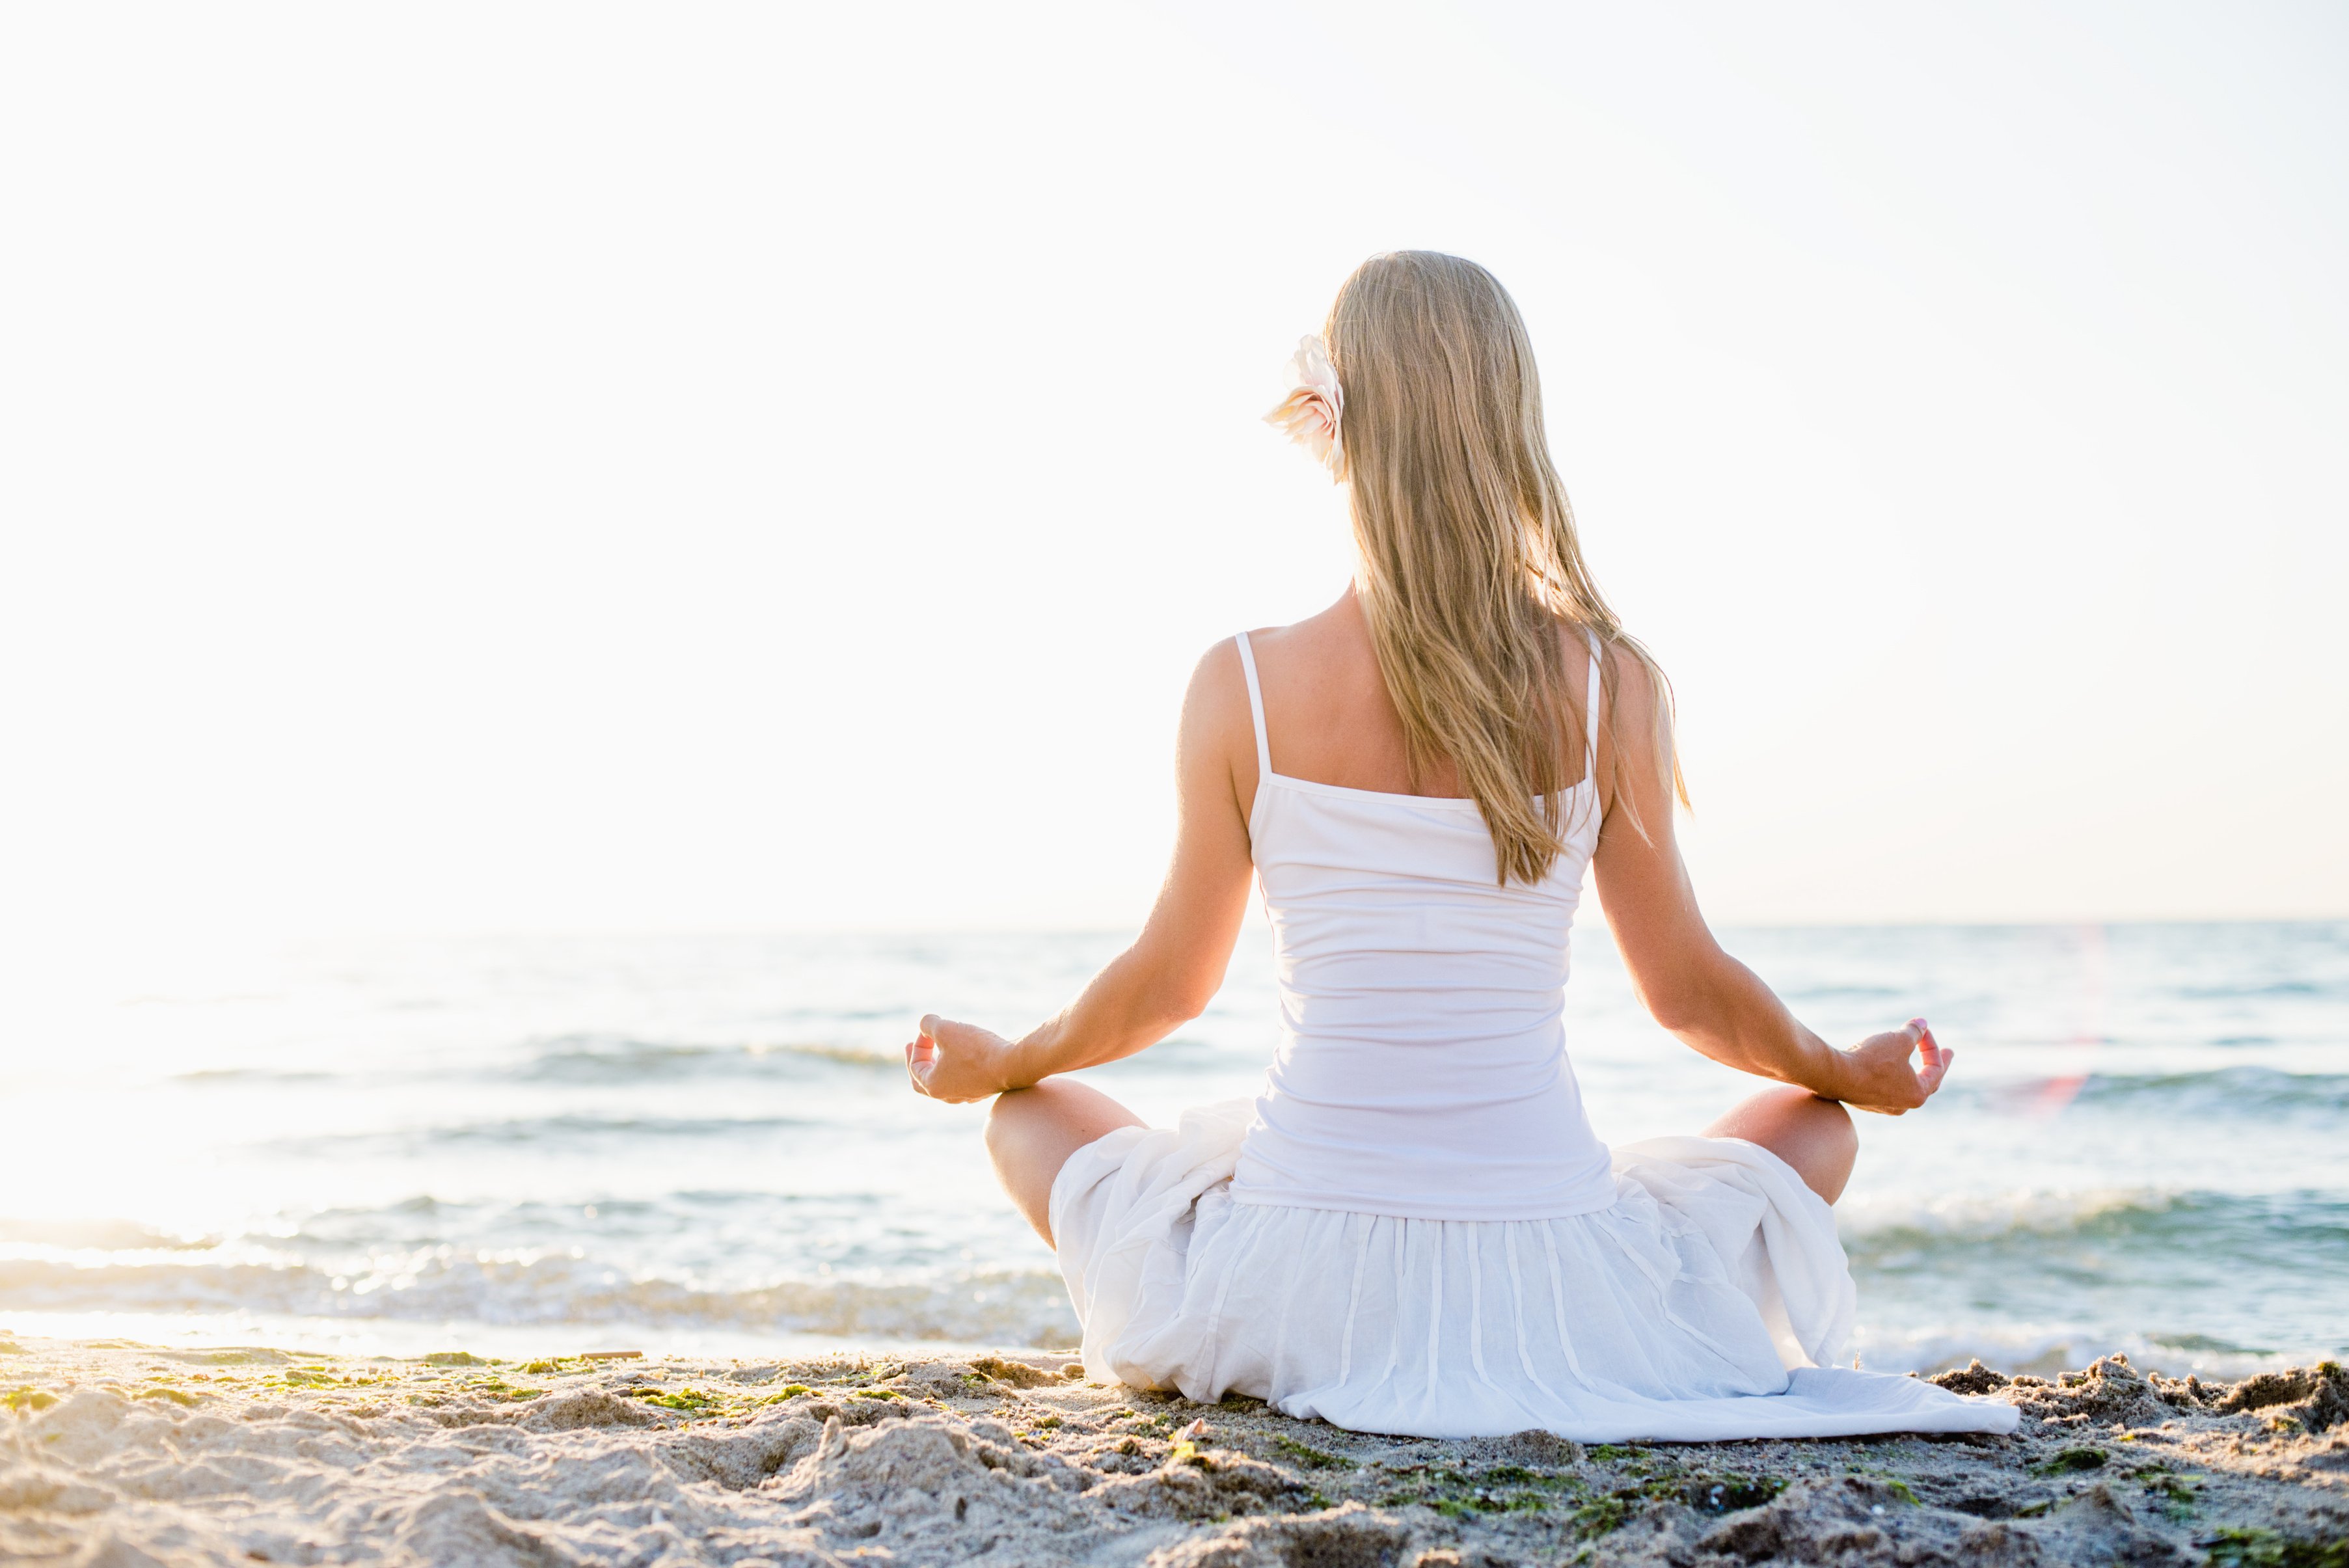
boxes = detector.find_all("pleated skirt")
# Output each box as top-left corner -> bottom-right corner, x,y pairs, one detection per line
1048,1099 -> 2018,1441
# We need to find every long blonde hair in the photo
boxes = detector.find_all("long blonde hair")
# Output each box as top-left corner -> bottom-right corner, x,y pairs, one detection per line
1326,250 -> 1687,884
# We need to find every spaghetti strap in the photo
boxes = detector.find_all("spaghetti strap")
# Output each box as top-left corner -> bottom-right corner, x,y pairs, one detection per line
1234,632 -> 1273,781
1582,629 -> 1603,784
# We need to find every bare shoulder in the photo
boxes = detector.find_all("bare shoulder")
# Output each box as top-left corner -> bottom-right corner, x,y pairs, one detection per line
1548,617 -> 1605,676
1180,632 -> 1276,761
1182,635 -> 1249,723
1195,599 -> 1362,744
1553,623 -> 1669,811
1176,636 -> 1268,820
1238,597 -> 1355,664
1186,604 -> 1342,723
1592,631 -> 1683,818
1543,619 -> 1651,716
1599,634 -> 1665,724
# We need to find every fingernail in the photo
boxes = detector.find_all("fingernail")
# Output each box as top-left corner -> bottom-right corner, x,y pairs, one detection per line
1908,1017 -> 1927,1031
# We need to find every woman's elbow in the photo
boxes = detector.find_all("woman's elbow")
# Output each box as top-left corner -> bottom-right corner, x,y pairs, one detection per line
1639,986 -> 1707,1035
1134,962 -> 1219,1029
1631,958 -> 1724,1035
1156,982 -> 1216,1027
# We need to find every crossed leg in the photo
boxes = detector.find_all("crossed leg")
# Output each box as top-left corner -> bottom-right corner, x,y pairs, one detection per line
1703,1085 -> 1858,1204
984,1079 -> 1854,1250
984,1079 -> 1146,1245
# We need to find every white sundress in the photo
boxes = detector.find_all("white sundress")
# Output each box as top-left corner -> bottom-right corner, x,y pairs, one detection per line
1046,630 -> 2016,1442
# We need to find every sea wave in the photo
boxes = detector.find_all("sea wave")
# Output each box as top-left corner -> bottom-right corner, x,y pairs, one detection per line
260,1113 -> 832,1157
1847,1322 -> 2327,1380
1939,1066 -> 2349,1118
2175,979 -> 2339,1001
0,1254 -> 1078,1348
0,1219 -> 215,1252
172,1068 -> 336,1086
1840,1186 -> 2347,1248
1838,1187 -> 2349,1325
2061,1066 -> 2349,1113
516,1036 -> 898,1084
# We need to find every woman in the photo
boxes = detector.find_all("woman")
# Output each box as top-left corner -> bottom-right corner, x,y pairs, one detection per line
905,252 -> 2015,1441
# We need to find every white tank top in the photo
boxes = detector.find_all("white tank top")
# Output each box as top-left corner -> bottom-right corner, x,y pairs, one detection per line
1227,629 -> 1618,1222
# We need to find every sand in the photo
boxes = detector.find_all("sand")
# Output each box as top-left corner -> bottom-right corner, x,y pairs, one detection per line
2,1336 -> 2342,1567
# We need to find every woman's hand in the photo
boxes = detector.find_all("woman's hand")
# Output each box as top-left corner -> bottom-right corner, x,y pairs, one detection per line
904,1014 -> 1018,1103
1823,1018 -> 1953,1115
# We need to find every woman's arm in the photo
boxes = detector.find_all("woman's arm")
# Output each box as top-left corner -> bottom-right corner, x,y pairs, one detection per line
905,641 -> 1259,1103
1589,648 -> 1951,1115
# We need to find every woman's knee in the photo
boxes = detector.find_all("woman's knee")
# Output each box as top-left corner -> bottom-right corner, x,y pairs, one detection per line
983,1085 -> 1045,1167
1782,1088 -> 1853,1133
983,1081 -> 1143,1245
1813,1090 -> 1857,1150
984,1080 -> 1142,1185
1795,1095 -> 1857,1204
1708,1086 -> 1857,1204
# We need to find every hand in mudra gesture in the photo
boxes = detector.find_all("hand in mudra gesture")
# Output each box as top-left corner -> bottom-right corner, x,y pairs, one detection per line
1832,1018 -> 1953,1116
905,1014 -> 1018,1103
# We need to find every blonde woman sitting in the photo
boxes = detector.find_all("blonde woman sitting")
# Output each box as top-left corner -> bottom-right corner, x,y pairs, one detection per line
906,252 -> 2015,1442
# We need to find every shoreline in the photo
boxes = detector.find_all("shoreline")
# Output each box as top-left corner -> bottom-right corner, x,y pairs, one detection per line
0,1308 -> 2329,1389
5,1338 -> 2344,1565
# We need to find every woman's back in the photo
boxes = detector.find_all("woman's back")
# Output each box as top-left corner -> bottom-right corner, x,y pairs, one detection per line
1228,615 -> 1617,1220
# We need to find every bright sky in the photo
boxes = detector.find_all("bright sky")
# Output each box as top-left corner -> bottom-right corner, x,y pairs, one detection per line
2,3 -> 2344,962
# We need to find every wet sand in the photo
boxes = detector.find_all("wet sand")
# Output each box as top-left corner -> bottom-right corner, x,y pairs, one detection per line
2,1336 -> 2342,1565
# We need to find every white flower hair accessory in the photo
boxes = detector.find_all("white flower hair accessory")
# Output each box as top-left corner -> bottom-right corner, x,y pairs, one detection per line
1264,334 -> 1344,477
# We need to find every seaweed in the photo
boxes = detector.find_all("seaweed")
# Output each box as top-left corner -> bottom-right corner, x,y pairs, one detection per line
1272,1436 -> 1353,1470
2035,1446 -> 2108,1475
2141,1471 -> 2201,1522
1568,1492 -> 1644,1537
1843,1465 -> 1920,1504
631,1386 -> 719,1413
1692,1474 -> 1793,1512
2203,1528 -> 2349,1568
267,1368 -> 344,1390
1563,1471 -> 1787,1537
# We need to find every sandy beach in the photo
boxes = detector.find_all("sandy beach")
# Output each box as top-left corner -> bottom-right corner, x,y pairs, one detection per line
3,1336 -> 2342,1567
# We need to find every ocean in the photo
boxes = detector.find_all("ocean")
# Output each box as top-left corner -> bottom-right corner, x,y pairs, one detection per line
3,921 -> 2342,1377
